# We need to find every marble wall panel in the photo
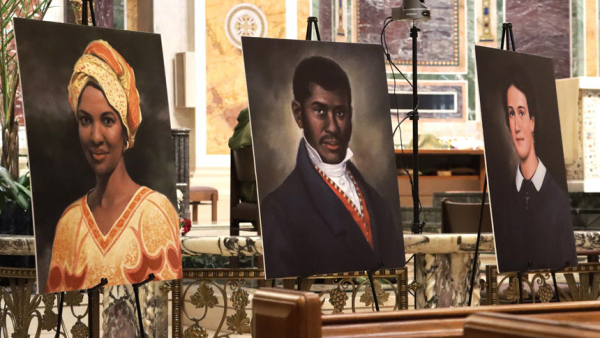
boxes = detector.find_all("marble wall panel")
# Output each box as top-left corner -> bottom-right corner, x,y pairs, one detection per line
95,0 -> 114,28
357,0 -> 467,73
318,0 -> 334,40
506,0 -> 571,79
114,0 -> 124,29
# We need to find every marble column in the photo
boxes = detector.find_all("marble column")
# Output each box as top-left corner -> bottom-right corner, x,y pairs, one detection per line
172,128 -> 190,219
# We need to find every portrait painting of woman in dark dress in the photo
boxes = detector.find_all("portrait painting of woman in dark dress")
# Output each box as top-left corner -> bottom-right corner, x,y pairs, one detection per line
476,46 -> 577,273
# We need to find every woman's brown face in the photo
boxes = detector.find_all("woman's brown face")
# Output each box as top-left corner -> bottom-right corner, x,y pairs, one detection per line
77,85 -> 125,176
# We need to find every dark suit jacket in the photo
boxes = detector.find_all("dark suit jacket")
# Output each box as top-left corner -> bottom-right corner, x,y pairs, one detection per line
494,170 -> 577,273
261,139 -> 405,279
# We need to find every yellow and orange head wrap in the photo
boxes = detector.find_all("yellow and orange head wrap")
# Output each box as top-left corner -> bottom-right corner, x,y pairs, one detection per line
68,40 -> 141,149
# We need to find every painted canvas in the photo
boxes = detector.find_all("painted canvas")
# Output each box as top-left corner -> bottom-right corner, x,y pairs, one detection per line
476,46 -> 577,273
243,37 -> 405,279
15,19 -> 182,293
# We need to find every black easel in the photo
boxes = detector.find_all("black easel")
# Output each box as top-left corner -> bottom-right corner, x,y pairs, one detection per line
367,270 -> 380,311
500,23 -> 516,52
502,21 -> 532,305
517,261 -> 533,303
305,17 -> 321,41
81,0 -> 97,26
87,278 -> 108,337
54,292 -> 65,338
303,16 -> 379,311
466,22 -> 518,306
550,261 -> 570,302
467,176 -> 487,306
133,274 -> 155,338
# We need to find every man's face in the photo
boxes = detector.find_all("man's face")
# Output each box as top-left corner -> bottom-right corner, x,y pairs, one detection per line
506,85 -> 535,161
293,83 -> 352,164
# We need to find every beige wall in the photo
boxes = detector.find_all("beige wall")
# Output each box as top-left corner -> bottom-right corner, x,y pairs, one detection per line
137,0 -> 197,172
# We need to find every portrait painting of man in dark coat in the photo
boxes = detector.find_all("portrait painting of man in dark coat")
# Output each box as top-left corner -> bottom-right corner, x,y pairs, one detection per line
476,46 -> 577,273
242,37 -> 405,279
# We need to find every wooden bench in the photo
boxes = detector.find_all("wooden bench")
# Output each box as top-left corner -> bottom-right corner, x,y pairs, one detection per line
253,287 -> 600,338
464,312 -> 600,338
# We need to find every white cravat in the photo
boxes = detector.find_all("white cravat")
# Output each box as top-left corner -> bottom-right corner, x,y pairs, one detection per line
304,137 -> 362,215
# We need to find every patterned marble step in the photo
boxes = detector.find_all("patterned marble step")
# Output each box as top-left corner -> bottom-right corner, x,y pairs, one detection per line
4,232 -> 600,257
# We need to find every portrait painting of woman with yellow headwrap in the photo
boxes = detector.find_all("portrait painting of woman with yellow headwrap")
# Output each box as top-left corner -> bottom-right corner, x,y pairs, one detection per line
42,39 -> 182,293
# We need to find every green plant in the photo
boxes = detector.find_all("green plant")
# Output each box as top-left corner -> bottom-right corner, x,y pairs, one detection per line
0,165 -> 30,212
1,0 -> 52,181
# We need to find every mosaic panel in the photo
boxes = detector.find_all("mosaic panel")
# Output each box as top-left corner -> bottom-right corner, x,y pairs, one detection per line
318,0 -> 334,40
475,0 -> 497,47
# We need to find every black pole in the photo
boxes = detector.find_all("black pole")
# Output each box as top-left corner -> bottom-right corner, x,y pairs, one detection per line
410,23 -> 421,235
468,177 -> 487,306
367,271 -> 380,311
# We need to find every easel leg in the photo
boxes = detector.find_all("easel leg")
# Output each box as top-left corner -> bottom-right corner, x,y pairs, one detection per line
551,272 -> 560,302
516,262 -> 533,304
468,176 -> 487,306
55,292 -> 64,338
133,274 -> 155,338
517,272 -> 524,304
367,271 -> 380,312
87,278 -> 108,338
549,261 -> 570,303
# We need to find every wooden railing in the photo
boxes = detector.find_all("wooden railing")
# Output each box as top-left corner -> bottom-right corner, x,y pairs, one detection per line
253,287 -> 600,338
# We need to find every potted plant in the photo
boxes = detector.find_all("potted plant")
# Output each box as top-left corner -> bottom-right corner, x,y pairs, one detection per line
0,0 -> 51,238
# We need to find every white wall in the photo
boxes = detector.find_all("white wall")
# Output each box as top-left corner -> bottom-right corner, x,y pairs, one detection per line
152,0 -> 197,171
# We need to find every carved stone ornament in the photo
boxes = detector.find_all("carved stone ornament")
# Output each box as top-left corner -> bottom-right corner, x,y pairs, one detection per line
329,287 -> 349,313
230,287 -> 249,311
360,280 -> 389,307
184,323 -> 209,338
226,309 -> 252,334
504,277 -> 529,303
64,290 -> 84,306
191,282 -> 219,309
538,283 -> 554,303
70,320 -> 89,338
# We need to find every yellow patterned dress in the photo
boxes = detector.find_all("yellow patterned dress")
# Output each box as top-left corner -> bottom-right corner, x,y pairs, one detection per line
46,186 -> 182,293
